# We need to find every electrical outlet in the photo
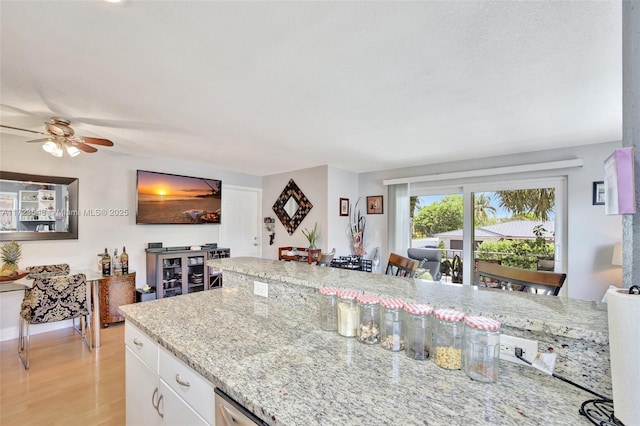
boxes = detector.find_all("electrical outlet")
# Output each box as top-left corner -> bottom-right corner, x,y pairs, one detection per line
500,335 -> 537,366
253,281 -> 269,298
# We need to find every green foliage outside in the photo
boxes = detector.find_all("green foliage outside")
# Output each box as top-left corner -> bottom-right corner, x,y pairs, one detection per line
413,195 -> 463,237
475,239 -> 555,270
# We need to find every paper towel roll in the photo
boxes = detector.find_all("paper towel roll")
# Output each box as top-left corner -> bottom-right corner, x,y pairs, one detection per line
607,287 -> 640,425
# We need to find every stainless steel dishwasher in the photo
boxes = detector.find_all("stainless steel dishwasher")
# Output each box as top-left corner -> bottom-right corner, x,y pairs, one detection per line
214,388 -> 270,426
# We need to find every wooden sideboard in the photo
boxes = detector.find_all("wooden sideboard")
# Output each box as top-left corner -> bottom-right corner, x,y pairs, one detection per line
278,246 -> 321,264
99,272 -> 136,327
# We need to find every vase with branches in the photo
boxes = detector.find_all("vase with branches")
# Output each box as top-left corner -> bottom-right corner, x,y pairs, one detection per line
349,198 -> 367,256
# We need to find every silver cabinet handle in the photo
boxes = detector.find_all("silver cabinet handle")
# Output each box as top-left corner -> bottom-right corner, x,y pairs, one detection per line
151,387 -> 159,410
175,374 -> 191,387
156,394 -> 164,419
133,337 -> 143,348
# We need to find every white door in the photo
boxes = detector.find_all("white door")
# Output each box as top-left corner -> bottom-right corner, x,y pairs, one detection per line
126,348 -> 161,426
220,186 -> 261,257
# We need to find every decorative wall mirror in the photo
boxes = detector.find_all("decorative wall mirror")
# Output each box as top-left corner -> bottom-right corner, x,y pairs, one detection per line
272,179 -> 313,235
0,171 -> 79,241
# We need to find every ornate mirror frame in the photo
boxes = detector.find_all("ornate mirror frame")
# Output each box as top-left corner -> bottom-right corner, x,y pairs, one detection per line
272,179 -> 313,235
0,171 -> 79,241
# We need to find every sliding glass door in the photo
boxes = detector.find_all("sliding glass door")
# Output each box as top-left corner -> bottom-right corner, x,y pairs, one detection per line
410,177 -> 566,285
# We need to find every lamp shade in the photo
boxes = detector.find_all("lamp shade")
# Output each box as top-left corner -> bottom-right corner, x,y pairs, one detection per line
612,242 -> 623,266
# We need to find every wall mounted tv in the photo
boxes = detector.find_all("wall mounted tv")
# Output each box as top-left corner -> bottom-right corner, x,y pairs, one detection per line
136,170 -> 221,224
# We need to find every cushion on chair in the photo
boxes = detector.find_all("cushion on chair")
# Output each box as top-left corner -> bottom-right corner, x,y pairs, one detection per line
21,273 -> 88,324
26,263 -> 70,278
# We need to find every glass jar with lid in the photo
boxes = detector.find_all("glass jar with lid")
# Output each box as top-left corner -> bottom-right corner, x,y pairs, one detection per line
463,316 -> 501,383
379,298 -> 406,351
337,290 -> 360,337
433,308 -> 465,369
356,294 -> 381,344
404,303 -> 433,360
319,287 -> 340,331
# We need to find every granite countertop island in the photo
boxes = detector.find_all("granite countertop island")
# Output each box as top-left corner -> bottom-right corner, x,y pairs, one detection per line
120,257 -> 609,425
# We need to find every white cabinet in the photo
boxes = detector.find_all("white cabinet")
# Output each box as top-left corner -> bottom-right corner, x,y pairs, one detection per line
18,189 -> 55,222
125,322 -> 212,426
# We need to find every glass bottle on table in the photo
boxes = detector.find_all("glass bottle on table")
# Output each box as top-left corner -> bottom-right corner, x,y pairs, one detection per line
120,246 -> 129,275
102,247 -> 111,276
113,248 -> 122,275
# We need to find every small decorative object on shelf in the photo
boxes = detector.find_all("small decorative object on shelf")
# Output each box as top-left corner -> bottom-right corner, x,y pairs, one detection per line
0,240 -> 23,280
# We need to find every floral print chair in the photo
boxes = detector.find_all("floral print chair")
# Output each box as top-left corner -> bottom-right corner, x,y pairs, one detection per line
25,263 -> 70,278
18,272 -> 91,369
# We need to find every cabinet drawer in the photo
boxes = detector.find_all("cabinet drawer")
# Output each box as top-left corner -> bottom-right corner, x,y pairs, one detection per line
125,322 -> 158,372
159,346 -> 214,425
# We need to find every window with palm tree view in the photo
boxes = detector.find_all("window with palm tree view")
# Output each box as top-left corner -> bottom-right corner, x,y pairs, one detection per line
411,187 -> 556,283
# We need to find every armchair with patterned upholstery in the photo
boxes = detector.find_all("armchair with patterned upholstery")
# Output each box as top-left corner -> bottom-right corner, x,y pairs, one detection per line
25,263 -> 70,278
19,272 -> 91,369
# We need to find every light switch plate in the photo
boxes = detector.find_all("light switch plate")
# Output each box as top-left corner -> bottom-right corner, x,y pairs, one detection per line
253,281 -> 269,298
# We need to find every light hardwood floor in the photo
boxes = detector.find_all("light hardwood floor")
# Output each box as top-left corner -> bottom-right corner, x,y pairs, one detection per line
0,324 -> 125,425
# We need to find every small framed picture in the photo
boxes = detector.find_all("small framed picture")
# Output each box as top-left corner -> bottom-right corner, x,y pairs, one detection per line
366,195 -> 383,214
339,198 -> 349,216
593,181 -> 605,205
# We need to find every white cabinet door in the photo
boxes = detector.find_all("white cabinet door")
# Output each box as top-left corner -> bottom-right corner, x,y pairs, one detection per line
159,380 -> 208,426
126,348 -> 161,426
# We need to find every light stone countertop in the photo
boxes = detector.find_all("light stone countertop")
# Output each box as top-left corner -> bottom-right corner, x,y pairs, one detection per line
120,257 -> 606,426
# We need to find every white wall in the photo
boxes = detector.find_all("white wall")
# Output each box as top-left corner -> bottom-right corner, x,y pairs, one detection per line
327,166 -> 358,256
0,138 -> 261,339
261,166 -> 328,259
358,141 -> 623,301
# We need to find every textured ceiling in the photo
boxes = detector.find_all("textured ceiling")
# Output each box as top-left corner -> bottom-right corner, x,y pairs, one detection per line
0,1 -> 622,176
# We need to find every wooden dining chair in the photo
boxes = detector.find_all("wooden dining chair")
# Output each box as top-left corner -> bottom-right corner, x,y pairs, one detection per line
385,253 -> 419,278
19,273 -> 91,369
475,260 -> 566,296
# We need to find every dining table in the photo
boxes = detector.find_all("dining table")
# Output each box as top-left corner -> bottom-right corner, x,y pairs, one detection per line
10,270 -> 105,348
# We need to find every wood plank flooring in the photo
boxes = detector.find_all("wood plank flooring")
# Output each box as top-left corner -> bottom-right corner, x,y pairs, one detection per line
0,324 -> 125,425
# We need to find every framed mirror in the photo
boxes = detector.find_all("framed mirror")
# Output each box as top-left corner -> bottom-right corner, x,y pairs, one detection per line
272,179 -> 313,235
0,171 -> 79,241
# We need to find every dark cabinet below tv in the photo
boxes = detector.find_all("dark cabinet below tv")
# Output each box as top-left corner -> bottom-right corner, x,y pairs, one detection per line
145,245 -> 230,299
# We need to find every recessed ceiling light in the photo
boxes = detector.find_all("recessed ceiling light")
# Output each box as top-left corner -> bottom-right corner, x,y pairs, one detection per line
104,0 -> 124,3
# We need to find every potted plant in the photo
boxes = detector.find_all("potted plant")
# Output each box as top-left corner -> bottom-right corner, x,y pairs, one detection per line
302,222 -> 319,249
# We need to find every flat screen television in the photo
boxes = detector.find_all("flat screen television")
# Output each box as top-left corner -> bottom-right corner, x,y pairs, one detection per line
136,170 -> 222,224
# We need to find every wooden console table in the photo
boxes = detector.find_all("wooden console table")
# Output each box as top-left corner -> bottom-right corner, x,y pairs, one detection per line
278,247 -> 321,264
99,272 -> 136,327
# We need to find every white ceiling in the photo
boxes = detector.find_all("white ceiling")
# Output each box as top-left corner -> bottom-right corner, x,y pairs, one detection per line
0,1 -> 622,176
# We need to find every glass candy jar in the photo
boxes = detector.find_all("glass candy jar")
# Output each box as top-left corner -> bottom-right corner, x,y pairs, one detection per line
379,298 -> 406,351
433,308 -> 465,369
319,287 -> 340,331
463,316 -> 501,383
404,303 -> 433,360
337,290 -> 360,337
356,294 -> 381,344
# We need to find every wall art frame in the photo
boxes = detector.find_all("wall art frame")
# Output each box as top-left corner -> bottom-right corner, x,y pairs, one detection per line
340,198 -> 349,216
593,181 -> 605,206
366,195 -> 384,214
272,179 -> 313,235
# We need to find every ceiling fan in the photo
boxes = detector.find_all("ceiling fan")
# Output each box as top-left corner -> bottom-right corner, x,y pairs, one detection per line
0,117 -> 114,157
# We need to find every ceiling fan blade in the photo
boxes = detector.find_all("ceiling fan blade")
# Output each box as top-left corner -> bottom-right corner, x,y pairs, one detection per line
0,124 -> 47,135
81,136 -> 114,147
25,137 -> 51,143
70,141 -> 98,153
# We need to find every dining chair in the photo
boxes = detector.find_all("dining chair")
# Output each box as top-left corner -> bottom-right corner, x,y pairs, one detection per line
25,263 -> 70,278
385,253 -> 419,278
475,260 -> 566,296
18,273 -> 92,369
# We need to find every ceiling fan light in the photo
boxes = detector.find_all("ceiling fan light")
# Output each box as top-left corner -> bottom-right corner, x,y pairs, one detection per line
52,145 -> 64,157
42,141 -> 57,153
66,145 -> 81,157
